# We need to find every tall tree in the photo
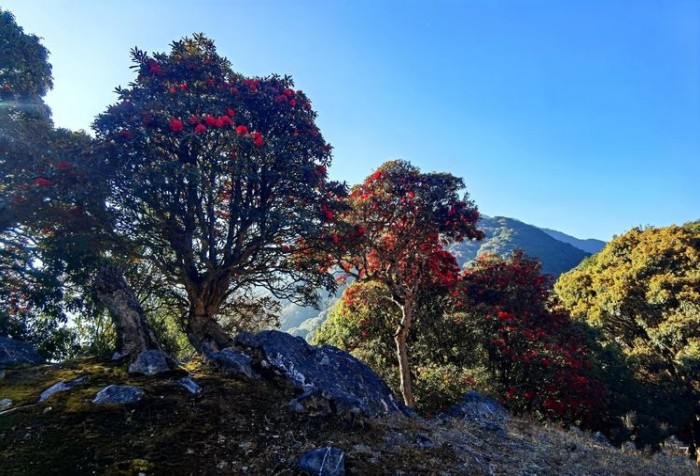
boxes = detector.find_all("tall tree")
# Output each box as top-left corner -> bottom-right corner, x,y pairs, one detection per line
94,34 -> 342,354
332,160 -> 483,406
555,223 -> 700,453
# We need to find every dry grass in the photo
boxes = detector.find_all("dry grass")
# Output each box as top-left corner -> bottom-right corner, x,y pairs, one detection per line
0,358 -> 697,475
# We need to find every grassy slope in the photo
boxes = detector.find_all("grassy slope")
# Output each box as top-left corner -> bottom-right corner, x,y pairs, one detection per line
0,359 -> 696,475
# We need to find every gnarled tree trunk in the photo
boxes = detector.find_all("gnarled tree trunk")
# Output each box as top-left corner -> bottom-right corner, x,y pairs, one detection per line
185,311 -> 233,355
184,282 -> 233,354
94,265 -> 160,360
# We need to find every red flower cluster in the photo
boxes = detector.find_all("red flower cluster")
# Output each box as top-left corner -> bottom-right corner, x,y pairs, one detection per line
236,125 -> 249,136
148,61 -> 161,75
251,131 -> 264,147
55,161 -> 72,171
170,118 -> 185,133
242,79 -> 260,91
321,203 -> 334,221
35,177 -> 54,187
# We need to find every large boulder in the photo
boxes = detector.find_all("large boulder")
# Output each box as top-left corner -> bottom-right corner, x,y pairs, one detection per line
234,330 -> 407,417
0,336 -> 45,368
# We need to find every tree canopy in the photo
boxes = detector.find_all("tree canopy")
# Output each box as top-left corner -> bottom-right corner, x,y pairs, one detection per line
555,222 -> 700,452
93,34 -> 343,353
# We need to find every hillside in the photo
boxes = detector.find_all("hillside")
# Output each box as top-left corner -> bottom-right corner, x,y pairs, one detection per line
1,359 -> 695,475
539,228 -> 606,254
450,216 -> 591,278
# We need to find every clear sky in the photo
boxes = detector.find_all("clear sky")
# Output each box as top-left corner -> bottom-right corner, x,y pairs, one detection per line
5,1 -> 699,241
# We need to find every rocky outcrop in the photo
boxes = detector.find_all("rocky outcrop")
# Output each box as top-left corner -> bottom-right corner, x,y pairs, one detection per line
0,336 -> 44,368
208,348 -> 258,379
93,385 -> 144,405
235,330 -> 407,417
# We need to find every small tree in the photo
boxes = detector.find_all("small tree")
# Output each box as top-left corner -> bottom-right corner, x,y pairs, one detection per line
94,35 -> 342,353
333,160 -> 483,406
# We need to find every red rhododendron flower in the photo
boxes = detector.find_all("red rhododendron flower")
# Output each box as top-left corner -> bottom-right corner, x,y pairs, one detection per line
321,204 -> 334,221
236,125 -> 249,135
304,102 -> 312,111
170,118 -> 185,132
204,115 -> 217,127
169,86 -> 177,93
289,99 -> 297,107
242,79 -> 260,91
315,165 -> 327,176
194,124 -> 207,134
283,88 -> 294,97
55,161 -> 72,171
219,115 -> 233,127
251,131 -> 264,147
188,115 -> 199,125
35,177 -> 54,187
226,108 -> 235,117
148,61 -> 161,74
274,95 -> 288,103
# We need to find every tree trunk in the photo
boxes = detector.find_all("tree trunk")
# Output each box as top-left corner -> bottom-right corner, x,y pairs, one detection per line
185,301 -> 233,355
94,265 -> 160,360
394,296 -> 416,407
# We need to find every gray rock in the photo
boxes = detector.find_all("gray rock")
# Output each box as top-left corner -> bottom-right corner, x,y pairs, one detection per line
128,350 -> 170,375
38,375 -> 89,402
443,390 -> 509,436
0,398 -> 12,411
178,376 -> 202,395
93,385 -> 144,404
0,336 -> 44,368
208,348 -> 258,379
235,330 -> 407,417
298,447 -> 345,476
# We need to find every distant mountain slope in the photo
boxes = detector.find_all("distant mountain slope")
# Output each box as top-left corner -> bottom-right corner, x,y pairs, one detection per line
451,216 -> 591,278
539,228 -> 605,254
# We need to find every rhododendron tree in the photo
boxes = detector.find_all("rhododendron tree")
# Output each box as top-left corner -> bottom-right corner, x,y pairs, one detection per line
457,251 -> 605,425
93,34 -> 343,353
332,160 -> 483,406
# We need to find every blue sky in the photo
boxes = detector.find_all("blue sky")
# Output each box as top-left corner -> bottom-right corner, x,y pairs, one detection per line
5,1 -> 699,241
